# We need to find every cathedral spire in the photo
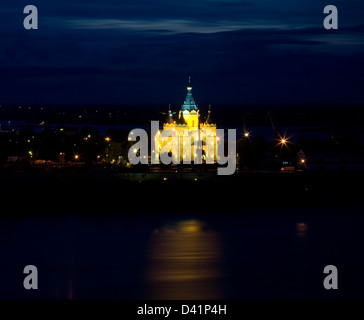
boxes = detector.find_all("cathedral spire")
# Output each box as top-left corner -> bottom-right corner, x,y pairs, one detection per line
206,104 -> 214,125
177,109 -> 187,125
182,77 -> 197,112
187,76 -> 192,91
165,105 -> 174,124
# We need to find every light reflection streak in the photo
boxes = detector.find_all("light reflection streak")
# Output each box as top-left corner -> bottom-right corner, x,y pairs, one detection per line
144,220 -> 224,299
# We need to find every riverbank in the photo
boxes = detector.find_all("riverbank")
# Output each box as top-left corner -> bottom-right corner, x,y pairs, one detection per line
1,170 -> 362,216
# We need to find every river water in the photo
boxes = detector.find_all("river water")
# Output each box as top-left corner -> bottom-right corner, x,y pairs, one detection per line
1,207 -> 364,299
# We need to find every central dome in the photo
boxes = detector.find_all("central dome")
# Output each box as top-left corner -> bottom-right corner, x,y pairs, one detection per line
181,81 -> 198,112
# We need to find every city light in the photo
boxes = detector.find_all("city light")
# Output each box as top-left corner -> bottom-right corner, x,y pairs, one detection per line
276,133 -> 292,149
244,132 -> 250,138
74,155 -> 79,160
105,137 -> 111,142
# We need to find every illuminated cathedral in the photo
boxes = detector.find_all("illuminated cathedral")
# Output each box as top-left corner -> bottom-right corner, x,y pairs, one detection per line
154,79 -> 218,163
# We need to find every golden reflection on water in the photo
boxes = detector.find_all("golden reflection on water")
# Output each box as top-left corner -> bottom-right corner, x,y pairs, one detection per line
55,265 -> 74,300
144,220 -> 224,299
296,221 -> 309,254
296,222 -> 308,239
67,267 -> 74,300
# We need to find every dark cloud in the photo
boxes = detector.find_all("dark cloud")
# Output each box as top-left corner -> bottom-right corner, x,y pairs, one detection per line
0,0 -> 364,104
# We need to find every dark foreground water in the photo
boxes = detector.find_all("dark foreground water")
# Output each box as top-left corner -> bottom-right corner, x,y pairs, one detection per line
1,207 -> 364,300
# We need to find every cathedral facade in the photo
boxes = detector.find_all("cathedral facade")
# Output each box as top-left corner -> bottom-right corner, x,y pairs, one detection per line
154,80 -> 218,163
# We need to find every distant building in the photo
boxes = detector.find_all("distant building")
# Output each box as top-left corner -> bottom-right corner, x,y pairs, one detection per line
304,148 -> 364,171
0,122 -> 12,133
154,79 -> 218,163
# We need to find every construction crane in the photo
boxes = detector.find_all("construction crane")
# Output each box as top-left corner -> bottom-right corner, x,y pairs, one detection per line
266,110 -> 290,149
266,111 -> 279,139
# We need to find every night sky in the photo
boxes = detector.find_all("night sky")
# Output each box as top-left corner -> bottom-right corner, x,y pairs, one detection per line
1,1 -> 364,105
